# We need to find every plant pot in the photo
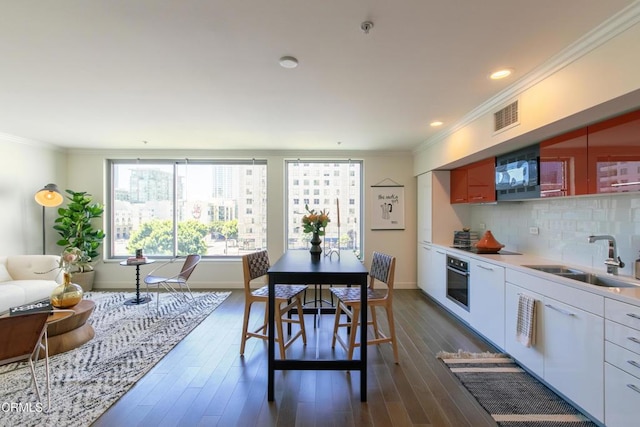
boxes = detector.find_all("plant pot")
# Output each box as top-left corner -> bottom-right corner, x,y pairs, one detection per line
71,270 -> 96,292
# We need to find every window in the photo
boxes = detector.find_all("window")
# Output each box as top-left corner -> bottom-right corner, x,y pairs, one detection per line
285,160 -> 363,255
109,159 -> 267,258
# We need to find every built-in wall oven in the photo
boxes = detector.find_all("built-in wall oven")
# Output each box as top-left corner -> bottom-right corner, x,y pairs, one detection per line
446,255 -> 470,311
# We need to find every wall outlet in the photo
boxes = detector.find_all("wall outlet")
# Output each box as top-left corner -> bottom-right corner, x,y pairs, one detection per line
529,226 -> 539,235
479,223 -> 486,230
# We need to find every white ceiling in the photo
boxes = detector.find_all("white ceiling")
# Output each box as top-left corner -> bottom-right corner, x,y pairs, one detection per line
0,0 -> 635,152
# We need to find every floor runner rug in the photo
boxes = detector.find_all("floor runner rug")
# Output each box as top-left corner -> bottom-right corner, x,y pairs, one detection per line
437,350 -> 597,427
0,291 -> 230,427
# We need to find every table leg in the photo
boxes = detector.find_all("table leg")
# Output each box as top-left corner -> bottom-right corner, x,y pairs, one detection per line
268,276 -> 275,401
360,275 -> 367,401
124,264 -> 152,305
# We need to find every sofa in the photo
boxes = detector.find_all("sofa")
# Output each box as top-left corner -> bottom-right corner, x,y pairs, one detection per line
0,255 -> 61,315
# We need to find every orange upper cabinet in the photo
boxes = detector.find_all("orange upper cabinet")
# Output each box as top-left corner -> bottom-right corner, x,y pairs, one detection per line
466,158 -> 496,203
539,127 -> 588,198
587,109 -> 640,194
450,168 -> 468,204
450,158 -> 496,204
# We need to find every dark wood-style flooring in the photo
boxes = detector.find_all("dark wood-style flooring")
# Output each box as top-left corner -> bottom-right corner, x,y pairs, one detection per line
93,289 -> 499,427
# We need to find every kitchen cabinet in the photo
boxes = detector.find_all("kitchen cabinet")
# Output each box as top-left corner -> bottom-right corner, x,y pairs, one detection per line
604,298 -> 640,427
450,168 -> 468,204
417,243 -> 431,293
539,127 -> 588,198
504,268 -> 604,423
587,108 -> 640,194
450,158 -> 496,204
505,282 -> 544,377
469,259 -> 505,349
466,157 -> 496,203
417,171 -> 468,244
543,296 -> 604,422
429,247 -> 447,304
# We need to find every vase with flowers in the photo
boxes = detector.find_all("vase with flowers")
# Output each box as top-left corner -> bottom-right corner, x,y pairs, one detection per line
302,204 -> 330,260
50,247 -> 85,308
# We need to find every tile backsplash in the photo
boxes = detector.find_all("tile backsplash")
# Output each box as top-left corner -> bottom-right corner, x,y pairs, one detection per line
469,193 -> 640,277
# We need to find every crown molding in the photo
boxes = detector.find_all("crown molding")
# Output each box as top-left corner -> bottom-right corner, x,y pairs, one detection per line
0,131 -> 63,151
414,1 -> 640,154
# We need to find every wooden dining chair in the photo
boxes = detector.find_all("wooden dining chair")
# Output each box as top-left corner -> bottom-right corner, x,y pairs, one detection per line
240,250 -> 308,359
330,251 -> 399,363
0,312 -> 51,409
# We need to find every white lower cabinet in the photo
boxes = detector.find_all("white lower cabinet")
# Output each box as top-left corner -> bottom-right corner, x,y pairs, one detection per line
543,296 -> 604,422
428,248 -> 447,305
470,260 -> 505,349
505,282 -> 544,377
604,298 -> 640,427
417,243 -> 431,294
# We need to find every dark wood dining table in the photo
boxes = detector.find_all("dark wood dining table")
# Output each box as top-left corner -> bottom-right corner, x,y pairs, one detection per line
267,250 -> 369,401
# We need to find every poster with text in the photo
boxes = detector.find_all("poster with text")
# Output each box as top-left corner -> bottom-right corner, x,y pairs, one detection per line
370,186 -> 405,230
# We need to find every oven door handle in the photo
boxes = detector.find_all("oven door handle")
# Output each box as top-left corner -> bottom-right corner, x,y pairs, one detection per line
447,265 -> 469,276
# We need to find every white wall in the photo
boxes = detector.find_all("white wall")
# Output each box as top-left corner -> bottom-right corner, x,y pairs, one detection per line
0,137 -> 66,255
468,193 -> 640,277
414,13 -> 640,174
65,149 -> 417,290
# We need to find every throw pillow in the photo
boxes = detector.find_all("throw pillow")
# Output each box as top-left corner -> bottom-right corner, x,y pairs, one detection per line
0,263 -> 13,282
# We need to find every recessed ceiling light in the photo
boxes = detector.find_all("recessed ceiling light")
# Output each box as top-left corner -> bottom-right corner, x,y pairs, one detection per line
279,56 -> 298,69
490,68 -> 513,80
430,121 -> 443,127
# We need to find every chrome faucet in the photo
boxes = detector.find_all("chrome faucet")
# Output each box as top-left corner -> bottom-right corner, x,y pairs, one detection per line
588,235 -> 625,275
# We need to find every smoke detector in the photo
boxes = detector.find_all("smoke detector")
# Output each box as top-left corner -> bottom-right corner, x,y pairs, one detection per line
360,21 -> 374,34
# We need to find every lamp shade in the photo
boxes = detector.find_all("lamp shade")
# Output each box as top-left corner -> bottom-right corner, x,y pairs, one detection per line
34,183 -> 64,207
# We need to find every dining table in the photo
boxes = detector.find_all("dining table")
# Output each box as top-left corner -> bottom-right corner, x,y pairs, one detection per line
267,249 -> 369,401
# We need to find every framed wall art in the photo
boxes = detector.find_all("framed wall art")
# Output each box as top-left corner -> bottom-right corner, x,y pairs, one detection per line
370,180 -> 405,230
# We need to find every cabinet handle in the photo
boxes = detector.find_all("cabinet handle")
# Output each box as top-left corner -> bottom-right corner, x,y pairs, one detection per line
470,196 -> 484,200
423,246 -> 432,251
545,304 -> 575,317
628,384 -> 640,394
627,313 -> 640,320
476,264 -> 494,271
628,360 -> 640,370
628,336 -> 640,345
436,250 -> 445,254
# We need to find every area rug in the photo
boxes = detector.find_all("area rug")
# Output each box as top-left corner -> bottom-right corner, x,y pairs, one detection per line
437,350 -> 597,426
0,290 -> 230,427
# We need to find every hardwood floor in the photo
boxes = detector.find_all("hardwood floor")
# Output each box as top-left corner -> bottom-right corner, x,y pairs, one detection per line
93,290 -> 499,427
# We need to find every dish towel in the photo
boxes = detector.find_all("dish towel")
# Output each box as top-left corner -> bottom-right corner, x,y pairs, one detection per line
516,293 -> 536,347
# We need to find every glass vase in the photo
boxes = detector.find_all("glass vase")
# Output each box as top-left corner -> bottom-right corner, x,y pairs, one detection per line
50,272 -> 83,309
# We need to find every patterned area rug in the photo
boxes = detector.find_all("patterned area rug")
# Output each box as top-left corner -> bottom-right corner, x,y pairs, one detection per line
437,350 -> 597,427
0,291 -> 230,427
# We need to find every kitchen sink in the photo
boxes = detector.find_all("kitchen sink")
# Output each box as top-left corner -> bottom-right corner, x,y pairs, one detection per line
523,265 -> 638,288
522,265 -> 586,275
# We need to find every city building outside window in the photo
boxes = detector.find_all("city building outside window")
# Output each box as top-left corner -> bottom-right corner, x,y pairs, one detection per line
109,159 -> 267,258
285,160 -> 363,256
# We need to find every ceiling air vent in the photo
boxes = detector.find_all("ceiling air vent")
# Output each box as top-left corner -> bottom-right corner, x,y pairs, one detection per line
494,100 -> 519,132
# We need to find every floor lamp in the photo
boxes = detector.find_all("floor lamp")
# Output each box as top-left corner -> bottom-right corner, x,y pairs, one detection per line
34,184 -> 64,255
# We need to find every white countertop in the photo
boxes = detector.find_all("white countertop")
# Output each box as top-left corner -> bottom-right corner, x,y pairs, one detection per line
436,244 -> 640,307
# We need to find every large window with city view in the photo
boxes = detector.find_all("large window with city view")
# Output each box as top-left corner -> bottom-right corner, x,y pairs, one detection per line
109,159 -> 267,258
285,160 -> 363,257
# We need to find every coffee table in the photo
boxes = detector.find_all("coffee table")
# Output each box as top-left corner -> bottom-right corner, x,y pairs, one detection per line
44,299 -> 95,356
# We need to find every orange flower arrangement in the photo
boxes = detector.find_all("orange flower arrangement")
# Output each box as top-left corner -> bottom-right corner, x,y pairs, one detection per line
302,204 -> 330,235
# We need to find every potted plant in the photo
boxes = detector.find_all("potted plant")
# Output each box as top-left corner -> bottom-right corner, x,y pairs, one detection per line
53,190 -> 106,291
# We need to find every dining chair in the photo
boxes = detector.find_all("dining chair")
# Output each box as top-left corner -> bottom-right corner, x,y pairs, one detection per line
240,250 -> 307,359
0,312 -> 51,409
330,251 -> 399,363
144,254 -> 201,310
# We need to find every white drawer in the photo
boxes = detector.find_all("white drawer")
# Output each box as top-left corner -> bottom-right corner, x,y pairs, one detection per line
606,341 -> 640,379
605,298 -> 640,330
606,320 -> 640,355
605,363 -> 640,427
